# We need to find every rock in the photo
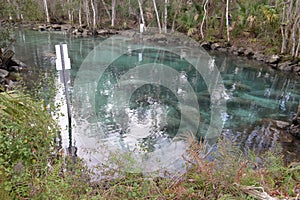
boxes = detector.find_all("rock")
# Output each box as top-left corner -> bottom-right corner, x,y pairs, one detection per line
200,41 -> 211,50
278,61 -> 293,71
61,24 -> 72,31
244,48 -> 254,58
293,66 -> 300,72
274,120 -> 290,129
229,46 -> 238,53
237,47 -> 245,55
82,30 -> 88,37
120,30 -> 136,38
211,43 -> 221,50
52,24 -> 62,31
253,52 -> 265,62
0,69 -> 9,78
218,47 -> 228,53
266,54 -> 280,64
38,25 -> 46,31
5,79 -> 15,90
8,65 -> 19,72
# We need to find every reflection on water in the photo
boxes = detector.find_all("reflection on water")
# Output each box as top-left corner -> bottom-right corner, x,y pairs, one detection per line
13,30 -> 300,173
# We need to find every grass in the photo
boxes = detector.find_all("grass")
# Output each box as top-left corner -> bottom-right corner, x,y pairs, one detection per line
0,89 -> 299,199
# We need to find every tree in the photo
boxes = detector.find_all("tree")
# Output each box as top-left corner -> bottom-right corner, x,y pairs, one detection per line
85,0 -> 91,27
280,0 -> 300,57
171,0 -> 182,33
90,0 -> 96,31
218,0 -> 226,38
137,0 -> 146,30
43,0 -> 50,23
111,0 -> 116,27
152,0 -> 162,33
200,0 -> 209,39
164,0 -> 168,33
79,0 -> 82,27
101,0 -> 111,21
226,0 -> 229,42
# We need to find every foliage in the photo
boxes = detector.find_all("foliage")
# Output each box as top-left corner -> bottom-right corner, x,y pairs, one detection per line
176,2 -> 201,33
0,25 -> 15,50
0,90 -> 59,199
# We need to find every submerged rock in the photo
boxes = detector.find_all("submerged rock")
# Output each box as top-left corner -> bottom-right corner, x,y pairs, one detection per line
0,69 -> 9,78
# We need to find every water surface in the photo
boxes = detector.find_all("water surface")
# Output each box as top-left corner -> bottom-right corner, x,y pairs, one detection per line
13,30 -> 300,173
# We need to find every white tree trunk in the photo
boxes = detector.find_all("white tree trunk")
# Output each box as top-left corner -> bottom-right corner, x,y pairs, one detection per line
90,0 -> 96,31
296,26 -> 300,57
67,0 -> 72,23
226,0 -> 230,42
152,0 -> 161,33
43,0 -> 50,24
137,0 -> 146,30
200,0 -> 209,39
101,0 -> 111,20
164,0 -> 168,33
291,17 -> 298,56
79,0 -> 82,27
85,0 -> 90,27
112,0 -> 116,27
281,2 -> 287,53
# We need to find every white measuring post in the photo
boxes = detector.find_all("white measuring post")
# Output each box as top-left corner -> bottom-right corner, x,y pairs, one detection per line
55,44 -> 73,153
55,44 -> 71,70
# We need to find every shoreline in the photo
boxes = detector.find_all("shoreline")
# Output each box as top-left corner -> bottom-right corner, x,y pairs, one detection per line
20,22 -> 299,76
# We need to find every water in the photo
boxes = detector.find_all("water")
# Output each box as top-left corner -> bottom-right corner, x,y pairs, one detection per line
13,30 -> 300,173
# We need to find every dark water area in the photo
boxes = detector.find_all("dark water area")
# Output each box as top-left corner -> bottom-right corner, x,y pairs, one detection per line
12,30 -> 300,172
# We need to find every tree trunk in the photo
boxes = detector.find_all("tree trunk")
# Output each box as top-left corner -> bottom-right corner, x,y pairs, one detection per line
280,1 -> 287,54
218,0 -> 226,38
292,0 -> 300,56
152,0 -> 161,33
171,0 -> 182,33
291,17 -> 297,56
296,25 -> 300,57
85,0 -> 90,27
226,0 -> 230,42
101,0 -> 111,20
200,0 -> 209,39
79,0 -> 82,27
164,0 -> 168,33
111,0 -> 116,27
137,0 -> 146,30
90,0 -> 96,32
67,0 -> 72,24
43,0 -> 50,24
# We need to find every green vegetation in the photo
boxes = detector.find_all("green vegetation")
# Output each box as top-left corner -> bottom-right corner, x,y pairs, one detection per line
0,93 -> 299,200
0,0 -> 299,57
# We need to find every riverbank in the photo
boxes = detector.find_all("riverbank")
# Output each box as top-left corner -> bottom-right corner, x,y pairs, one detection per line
0,48 -> 28,91
20,22 -> 300,76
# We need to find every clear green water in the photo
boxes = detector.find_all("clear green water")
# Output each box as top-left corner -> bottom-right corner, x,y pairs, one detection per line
13,30 -> 300,172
